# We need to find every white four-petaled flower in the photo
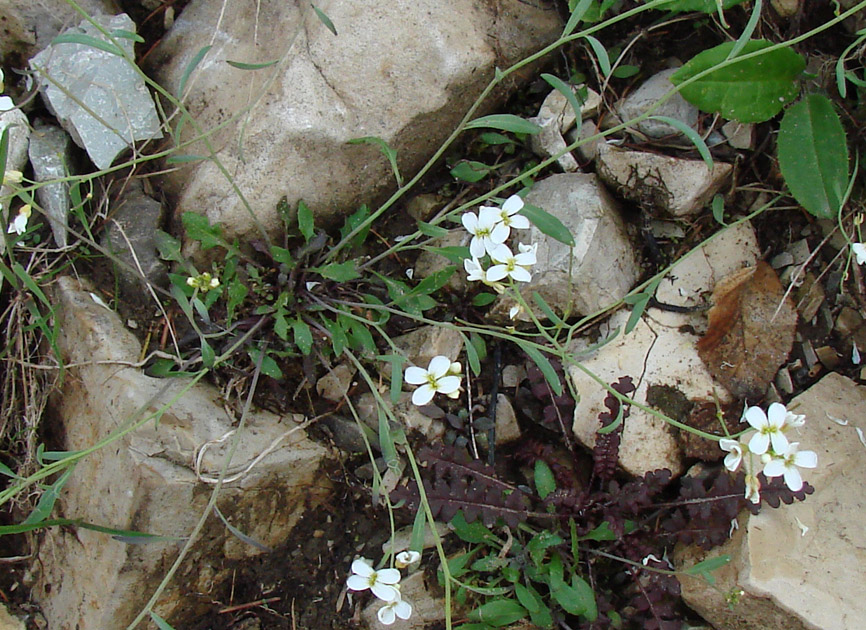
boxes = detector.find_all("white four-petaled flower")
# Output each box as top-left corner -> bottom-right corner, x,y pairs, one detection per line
461,206 -> 509,259
763,442 -> 818,492
395,550 -> 421,568
487,242 -> 537,283
852,242 -> 866,265
719,438 -> 744,472
489,194 -> 529,230
744,402 -> 789,455
346,558 -> 401,602
377,597 -> 412,625
404,355 -> 462,406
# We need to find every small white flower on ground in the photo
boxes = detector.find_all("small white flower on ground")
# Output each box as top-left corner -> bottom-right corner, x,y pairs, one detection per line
0,96 -> 14,112
795,517 -> 809,537
395,550 -> 421,568
762,442 -> 817,492
719,438 -> 743,472
462,206 -> 509,258
464,257 -> 505,293
487,243 -> 536,283
186,272 -> 220,292
377,597 -> 412,625
744,402 -> 789,455
346,558 -> 401,602
404,355 -> 462,406
491,194 -> 530,230
783,409 -> 806,430
852,242 -> 866,265
744,474 -> 761,504
7,204 -> 30,235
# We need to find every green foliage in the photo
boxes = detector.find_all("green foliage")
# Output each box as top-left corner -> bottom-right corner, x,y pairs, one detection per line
649,0 -> 748,12
672,40 -> 805,123
778,94 -> 850,219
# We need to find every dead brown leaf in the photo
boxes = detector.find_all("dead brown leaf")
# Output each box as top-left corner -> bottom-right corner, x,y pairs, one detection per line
697,262 -> 796,399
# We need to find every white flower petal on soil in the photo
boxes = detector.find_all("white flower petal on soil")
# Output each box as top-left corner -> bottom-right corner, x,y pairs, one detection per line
377,598 -> 412,625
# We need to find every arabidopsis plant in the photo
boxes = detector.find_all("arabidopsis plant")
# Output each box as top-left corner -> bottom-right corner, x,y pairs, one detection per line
404,355 -> 462,406
462,206 -> 509,258
744,403 -> 789,455
488,243 -> 537,283
346,558 -> 401,602
378,598 -> 412,625
186,272 -> 220,292
7,204 -> 30,235
762,441 -> 817,492
490,194 -> 529,229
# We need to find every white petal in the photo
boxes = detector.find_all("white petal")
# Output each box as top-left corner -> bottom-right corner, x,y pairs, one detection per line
513,251 -> 536,267
508,266 -> 532,283
404,366 -> 428,385
763,458 -> 786,478
436,375 -> 461,395
488,243 -> 513,264
853,242 -> 866,265
411,384 -> 436,406
486,265 -> 508,282
508,214 -> 531,229
489,222 -> 510,245
748,431 -> 769,455
395,550 -> 421,567
469,237 -> 486,259
351,558 -> 374,577
461,212 -> 479,234
395,599 -> 412,619
502,194 -> 524,215
793,449 -> 818,468
378,604 -> 397,625
478,205 -> 502,227
426,355 -> 451,378
376,568 -> 402,585
509,305 -> 521,319
0,96 -> 14,112
769,430 -> 789,454
372,583 -> 401,602
745,406 -> 768,430
767,403 -> 787,428
783,467 -> 804,492
346,575 -> 370,591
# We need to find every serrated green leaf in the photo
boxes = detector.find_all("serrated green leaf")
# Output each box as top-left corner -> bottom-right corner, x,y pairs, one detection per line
312,4 -> 338,35
468,599 -> 527,627
226,58 -> 280,70
292,319 -> 313,355
312,261 -> 360,281
584,35 -> 611,77
348,136 -> 403,186
178,45 -> 212,98
451,161 -> 490,183
671,40 -> 805,123
464,114 -> 541,135
51,33 -> 124,56
520,203 -> 574,246
182,212 -> 224,249
534,460 -> 556,499
778,94 -> 849,220
516,341 -> 562,396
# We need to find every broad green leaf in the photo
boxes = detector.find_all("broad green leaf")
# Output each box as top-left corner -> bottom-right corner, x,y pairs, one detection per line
274,310 -> 289,341
200,339 -> 215,368
480,132 -> 514,145
611,64 -> 640,78
424,245 -> 470,264
571,575 -> 597,621
339,204 -> 371,249
226,58 -> 280,70
464,114 -> 542,135
541,73 -> 584,130
270,245 -> 294,266
312,261 -> 361,281
520,203 -> 574,246
51,33 -> 124,56
647,115 -> 714,170
551,579 -> 588,617
534,460 -> 556,499
322,315 -> 348,356
345,318 -> 376,355
182,212 -> 224,249
516,341 -> 562,396
349,136 -> 403,186
178,45 -> 212,98
312,4 -> 338,36
468,599 -> 527,627
417,221 -> 449,238
450,510 -> 497,544
671,40 -> 805,123
648,0 -> 748,11
451,161 -> 490,183
584,36 -> 611,77
292,319 -> 313,355
564,0 -> 594,36
0,461 -> 18,478
410,266 -> 456,296
297,200 -> 315,242
472,292 -> 497,307
250,349 -> 283,379
778,94 -> 849,220
712,194 -> 727,225
527,530 -> 563,566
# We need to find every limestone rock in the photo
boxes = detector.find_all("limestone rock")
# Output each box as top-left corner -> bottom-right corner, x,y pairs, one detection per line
529,86 -> 602,171
394,325 -> 464,369
569,309 -> 730,477
148,0 -> 561,249
0,104 -> 30,254
361,571 -> 446,630
501,173 -> 639,319
495,394 -> 521,444
677,373 -> 866,630
0,604 -> 24,630
28,122 -> 74,248
30,13 -> 163,169
596,143 -> 732,217
34,276 -> 330,630
0,0 -> 119,61
616,68 -> 699,140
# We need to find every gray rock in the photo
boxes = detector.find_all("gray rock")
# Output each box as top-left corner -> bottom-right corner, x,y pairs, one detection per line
596,143 -> 732,217
495,394 -> 520,444
0,0 -> 119,61
29,13 -> 163,169
101,182 -> 167,296
28,122 -> 73,248
677,373 -> 866,630
34,277 -> 331,630
502,173 -> 639,319
394,325 -> 464,369
148,0 -> 561,249
616,68 -> 699,140
529,86 -> 602,172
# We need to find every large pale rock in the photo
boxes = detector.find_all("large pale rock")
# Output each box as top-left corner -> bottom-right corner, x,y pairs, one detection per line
0,0 -> 119,62
30,14 -> 163,169
677,373 -> 866,630
616,68 -> 699,140
529,86 -> 602,171
34,277 -> 331,630
596,143 -> 732,216
569,309 -> 730,477
504,173 -> 639,319
149,0 -> 561,248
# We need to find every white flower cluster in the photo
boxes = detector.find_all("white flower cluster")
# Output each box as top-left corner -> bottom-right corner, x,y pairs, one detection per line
186,271 -> 220,292
720,402 -> 817,504
404,355 -> 462,406
347,551 -> 420,625
461,194 -> 537,294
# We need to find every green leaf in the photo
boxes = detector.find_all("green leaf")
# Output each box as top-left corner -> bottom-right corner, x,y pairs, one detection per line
520,203 -> 574,246
649,0 -> 748,11
178,45 -> 212,98
527,530 -> 563,566
149,612 -> 177,630
274,310 -> 289,341
624,293 -> 650,335
312,261 -> 361,281
468,599 -> 527,627
647,115 -> 714,171
165,154 -> 209,164
534,460 -> 556,499
611,64 -> 640,78
270,245 -> 295,267
110,29 -> 144,43
464,114 -> 541,135
584,36 -> 611,77
579,521 -> 617,541
226,58 -> 280,70
480,132 -> 514,146
450,510 -> 497,544
472,292 -> 497,307
345,318 -> 377,355
312,4 -> 338,35
683,554 -> 731,576
154,230 -> 184,263
297,200 -> 315,242
424,245 -> 470,264
250,348 -> 283,379
541,73 -> 584,130
200,339 -> 215,368
564,0 -> 594,36
23,467 -> 74,525
532,292 -> 565,326
51,33 -> 124,56
349,136 -> 403,186
712,194 -> 727,225
727,0 -> 763,60
451,161 -> 490,183
551,579 -> 588,617
0,461 -> 19,479
0,129 -> 9,191
182,212 -> 224,250
571,575 -> 597,621
671,40 -> 805,123
292,319 -> 313,355
339,204 -> 371,249
322,315 -> 348,356
417,221 -> 449,238
409,505 -> 426,554
778,94 -> 849,220
516,341 -> 562,396
378,406 -> 399,469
